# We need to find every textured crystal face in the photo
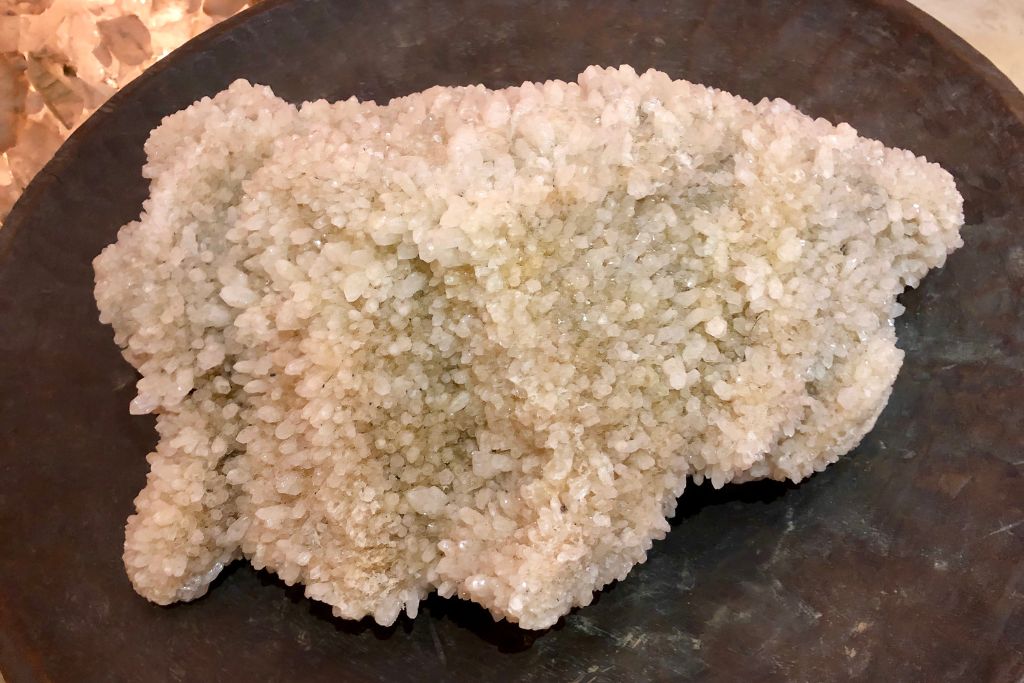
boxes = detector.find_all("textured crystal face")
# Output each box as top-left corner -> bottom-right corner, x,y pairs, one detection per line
94,67 -> 963,630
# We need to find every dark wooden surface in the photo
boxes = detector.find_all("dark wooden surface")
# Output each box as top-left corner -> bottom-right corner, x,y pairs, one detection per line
1,0 -> 1022,680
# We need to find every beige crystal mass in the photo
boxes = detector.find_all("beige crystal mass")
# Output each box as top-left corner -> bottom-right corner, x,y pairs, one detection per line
94,67 -> 964,629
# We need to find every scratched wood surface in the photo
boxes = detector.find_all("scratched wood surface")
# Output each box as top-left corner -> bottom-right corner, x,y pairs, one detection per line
0,0 -> 1021,681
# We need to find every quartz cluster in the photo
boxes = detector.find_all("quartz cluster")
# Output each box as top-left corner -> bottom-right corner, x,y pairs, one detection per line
95,67 -> 963,629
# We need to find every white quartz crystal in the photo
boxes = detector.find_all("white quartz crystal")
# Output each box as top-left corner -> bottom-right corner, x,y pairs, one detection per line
95,67 -> 964,630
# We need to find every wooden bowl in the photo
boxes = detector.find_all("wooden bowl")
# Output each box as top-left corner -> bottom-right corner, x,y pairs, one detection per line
1,0 -> 1021,680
